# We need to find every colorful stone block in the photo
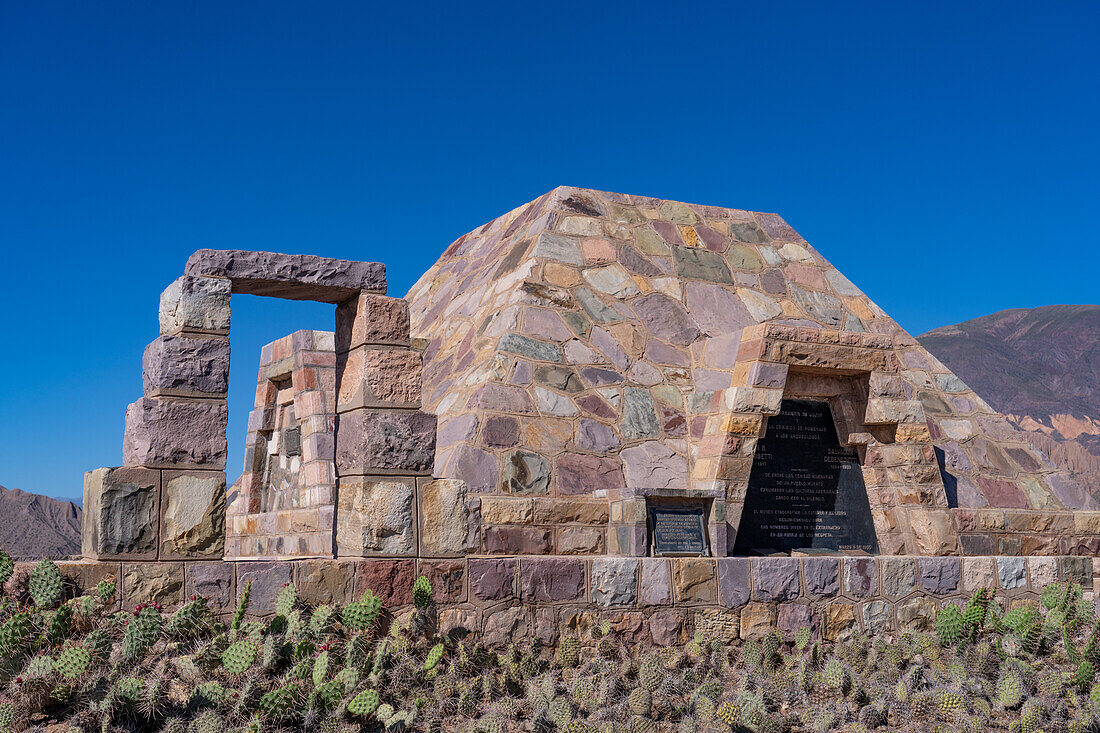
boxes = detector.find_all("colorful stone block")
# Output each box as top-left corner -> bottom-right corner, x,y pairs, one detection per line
142,334 -> 230,398
159,275 -> 231,336
160,469 -> 226,559
82,467 -> 160,560
123,397 -> 227,470
334,476 -> 415,557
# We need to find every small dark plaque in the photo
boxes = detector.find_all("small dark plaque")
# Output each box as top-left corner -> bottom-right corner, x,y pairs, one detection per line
283,426 -> 302,457
734,399 -> 878,555
649,504 -> 709,556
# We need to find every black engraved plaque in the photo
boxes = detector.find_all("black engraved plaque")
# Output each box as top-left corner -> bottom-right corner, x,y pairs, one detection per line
733,399 -> 878,555
649,504 -> 709,556
283,426 -> 302,457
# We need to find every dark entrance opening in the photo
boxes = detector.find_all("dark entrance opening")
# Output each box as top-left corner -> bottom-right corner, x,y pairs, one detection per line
733,399 -> 878,555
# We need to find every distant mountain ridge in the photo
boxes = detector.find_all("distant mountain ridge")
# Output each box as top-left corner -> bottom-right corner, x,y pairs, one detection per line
0,484 -> 81,559
919,304 -> 1100,491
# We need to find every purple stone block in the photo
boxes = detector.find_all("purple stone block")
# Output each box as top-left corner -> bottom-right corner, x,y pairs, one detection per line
335,409 -> 437,475
804,557 -> 840,598
186,561 -> 234,610
844,558 -> 877,597
143,334 -> 230,398
777,604 -> 815,641
123,397 -> 227,469
184,249 -> 386,303
717,558 -> 750,607
747,362 -> 789,389
469,558 -> 516,601
751,557 -> 800,602
919,557 -> 961,594
235,562 -> 293,615
520,558 -> 585,603
639,559 -> 671,605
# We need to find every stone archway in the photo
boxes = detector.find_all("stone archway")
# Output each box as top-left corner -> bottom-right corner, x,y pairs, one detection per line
692,323 -> 958,556
83,249 -> 436,563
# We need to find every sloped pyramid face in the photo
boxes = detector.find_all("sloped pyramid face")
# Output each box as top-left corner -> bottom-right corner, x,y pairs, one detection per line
407,187 -> 1095,556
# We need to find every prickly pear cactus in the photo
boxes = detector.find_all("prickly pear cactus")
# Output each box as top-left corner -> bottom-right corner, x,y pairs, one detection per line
221,639 -> 257,676
123,606 -> 163,659
425,642 -> 444,671
936,604 -> 965,646
258,683 -> 299,721
795,626 -> 812,652
639,654 -> 663,692
412,575 -> 433,609
275,583 -> 297,617
0,549 -> 13,587
557,634 -> 581,667
55,643 -> 91,680
28,559 -> 63,609
97,579 -> 116,604
342,591 -> 382,631
349,688 -> 381,717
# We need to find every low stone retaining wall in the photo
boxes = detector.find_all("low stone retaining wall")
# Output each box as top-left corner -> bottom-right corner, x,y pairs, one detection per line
17,554 -> 1099,647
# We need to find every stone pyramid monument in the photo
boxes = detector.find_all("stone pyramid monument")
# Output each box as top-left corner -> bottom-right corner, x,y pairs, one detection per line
407,186 -> 1095,559
74,186 -> 1099,631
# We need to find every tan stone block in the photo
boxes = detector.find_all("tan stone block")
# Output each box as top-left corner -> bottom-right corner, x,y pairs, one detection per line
908,508 -> 958,555
1006,510 -> 1072,534
721,414 -> 763,437
895,423 -> 932,443
481,497 -> 534,525
896,596 -> 936,630
695,609 -> 740,642
962,557 -> 996,592
729,361 -> 752,387
335,476 -> 415,557
877,533 -> 910,555
556,526 -> 604,554
608,323 -> 645,358
335,293 -> 410,350
336,346 -> 422,411
296,560 -> 356,606
1075,512 -> 1100,534
739,602 -> 774,640
1028,557 -> 1058,589
524,418 -> 573,455
674,559 -> 716,603
767,341 -> 889,372
842,297 -> 877,323
420,478 -> 471,557
823,602 -> 857,642
724,387 -> 782,414
122,562 -> 184,609
532,498 -> 609,525
160,470 -> 226,560
977,510 -> 1006,531
544,262 -> 581,287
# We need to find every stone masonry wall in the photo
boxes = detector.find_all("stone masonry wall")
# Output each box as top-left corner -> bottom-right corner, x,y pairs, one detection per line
34,554 -> 1100,646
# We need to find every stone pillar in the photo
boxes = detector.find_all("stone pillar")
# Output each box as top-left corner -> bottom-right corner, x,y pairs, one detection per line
226,330 -> 338,559
333,292 -> 444,558
85,275 -> 230,561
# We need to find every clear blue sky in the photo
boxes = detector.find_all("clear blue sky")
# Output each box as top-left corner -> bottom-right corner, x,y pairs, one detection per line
1,1 -> 1097,501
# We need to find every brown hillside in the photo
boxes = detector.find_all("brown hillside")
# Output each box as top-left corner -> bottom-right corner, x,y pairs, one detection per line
0,485 -> 82,559
919,305 -> 1100,491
